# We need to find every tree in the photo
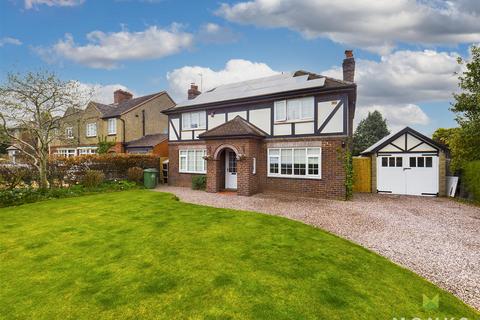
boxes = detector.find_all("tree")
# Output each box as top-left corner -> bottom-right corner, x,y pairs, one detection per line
0,71 -> 89,188
0,127 -> 8,154
448,45 -> 480,170
352,110 -> 390,155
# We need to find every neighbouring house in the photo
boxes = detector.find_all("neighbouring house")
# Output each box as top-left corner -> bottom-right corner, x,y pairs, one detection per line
6,145 -> 20,164
50,90 -> 175,157
361,126 -> 448,196
163,51 -> 357,199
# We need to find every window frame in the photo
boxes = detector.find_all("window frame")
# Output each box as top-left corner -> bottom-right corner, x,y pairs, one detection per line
77,147 -> 97,155
181,111 -> 206,131
65,126 -> 74,139
107,118 -> 117,135
86,122 -> 97,137
268,147 -> 321,179
55,148 -> 76,158
179,149 -> 206,174
274,97 -> 314,123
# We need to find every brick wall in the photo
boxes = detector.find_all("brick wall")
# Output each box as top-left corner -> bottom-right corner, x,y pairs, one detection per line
168,141 -> 207,187
168,136 -> 348,199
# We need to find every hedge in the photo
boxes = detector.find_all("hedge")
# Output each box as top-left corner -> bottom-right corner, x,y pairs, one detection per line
49,154 -> 160,183
463,160 -> 480,201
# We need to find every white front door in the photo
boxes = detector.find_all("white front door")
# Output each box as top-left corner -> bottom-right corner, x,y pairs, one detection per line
225,151 -> 237,189
377,153 -> 439,196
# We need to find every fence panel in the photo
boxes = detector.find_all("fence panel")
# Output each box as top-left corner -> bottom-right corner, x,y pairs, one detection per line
353,157 -> 371,193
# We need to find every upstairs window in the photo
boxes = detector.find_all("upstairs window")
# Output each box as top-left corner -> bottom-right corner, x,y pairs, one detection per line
86,123 -> 97,137
274,97 -> 314,122
182,111 -> 206,130
65,127 -> 74,139
107,118 -> 116,135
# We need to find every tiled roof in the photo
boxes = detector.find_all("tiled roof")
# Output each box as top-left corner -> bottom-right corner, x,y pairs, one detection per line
126,134 -> 168,148
172,70 -> 353,110
92,92 -> 166,118
199,116 -> 267,139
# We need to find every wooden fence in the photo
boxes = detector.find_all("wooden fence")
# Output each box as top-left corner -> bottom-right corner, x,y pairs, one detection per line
353,157 -> 371,193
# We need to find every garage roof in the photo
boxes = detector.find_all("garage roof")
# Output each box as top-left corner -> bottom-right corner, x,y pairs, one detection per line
361,127 -> 446,154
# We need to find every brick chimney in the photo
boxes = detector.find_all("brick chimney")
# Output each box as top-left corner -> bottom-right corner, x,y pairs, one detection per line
187,83 -> 201,100
114,89 -> 133,104
342,50 -> 355,82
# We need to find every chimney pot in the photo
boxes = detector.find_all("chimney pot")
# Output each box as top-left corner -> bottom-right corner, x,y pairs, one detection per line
114,89 -> 133,104
187,83 -> 201,100
342,50 -> 355,82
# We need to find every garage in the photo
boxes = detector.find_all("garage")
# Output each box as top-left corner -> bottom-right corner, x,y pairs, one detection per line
361,127 -> 447,196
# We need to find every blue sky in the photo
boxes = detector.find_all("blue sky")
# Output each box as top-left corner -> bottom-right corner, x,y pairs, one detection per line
1,0 -> 479,135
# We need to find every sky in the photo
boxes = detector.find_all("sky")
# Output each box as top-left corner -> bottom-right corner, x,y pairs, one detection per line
1,0 -> 479,135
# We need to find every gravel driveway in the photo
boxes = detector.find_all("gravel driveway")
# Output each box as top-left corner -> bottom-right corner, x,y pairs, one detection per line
154,186 -> 480,310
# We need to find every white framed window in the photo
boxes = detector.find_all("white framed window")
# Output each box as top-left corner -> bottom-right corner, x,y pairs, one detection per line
182,111 -> 206,130
179,149 -> 206,173
274,97 -> 314,123
55,148 -> 76,158
86,123 -> 97,137
268,147 -> 321,179
252,157 -> 256,174
107,118 -> 116,135
78,147 -> 97,155
65,127 -> 74,139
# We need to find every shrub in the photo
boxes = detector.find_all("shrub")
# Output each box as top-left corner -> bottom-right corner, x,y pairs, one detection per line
463,160 -> 480,201
191,175 -> 207,190
0,180 -> 139,208
49,154 -> 160,182
127,167 -> 144,184
81,170 -> 105,188
0,166 -> 35,190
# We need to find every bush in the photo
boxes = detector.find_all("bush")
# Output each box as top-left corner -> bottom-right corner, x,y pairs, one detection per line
0,165 -> 35,190
49,154 -> 160,182
127,167 -> 144,184
191,175 -> 206,190
81,170 -> 105,188
0,180 -> 139,208
463,160 -> 480,201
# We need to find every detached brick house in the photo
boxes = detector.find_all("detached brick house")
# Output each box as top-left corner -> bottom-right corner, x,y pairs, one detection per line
163,51 -> 357,199
50,90 -> 174,157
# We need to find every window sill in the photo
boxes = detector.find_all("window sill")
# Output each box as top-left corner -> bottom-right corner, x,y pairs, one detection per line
86,136 -> 97,138
107,133 -> 117,136
274,119 -> 314,125
267,174 -> 321,180
181,128 -> 206,131
179,171 -> 206,174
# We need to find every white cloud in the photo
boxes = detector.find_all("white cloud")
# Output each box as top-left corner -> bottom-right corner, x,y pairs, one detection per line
197,23 -> 239,43
37,24 -> 194,69
217,0 -> 480,54
0,37 -> 22,47
356,104 -> 430,132
166,59 -> 280,101
322,49 -> 463,129
25,0 -> 84,9
75,82 -> 134,105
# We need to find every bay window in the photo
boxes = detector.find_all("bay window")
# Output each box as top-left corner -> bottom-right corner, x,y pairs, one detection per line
182,111 -> 206,130
179,149 -> 206,173
274,97 -> 314,122
268,147 -> 321,178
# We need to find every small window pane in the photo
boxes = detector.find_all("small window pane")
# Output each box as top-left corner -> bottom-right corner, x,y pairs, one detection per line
274,101 -> 286,122
308,157 -> 319,175
187,150 -> 195,171
287,99 -> 301,121
269,156 -> 279,174
410,157 -> 416,167
269,149 -> 279,156
426,157 -> 432,167
195,151 -> 204,172
418,157 -> 425,167
301,97 -> 314,119
294,149 -> 306,175
389,157 -> 395,167
281,149 -> 293,174
396,157 -> 402,167
307,148 -> 320,155
382,157 -> 388,167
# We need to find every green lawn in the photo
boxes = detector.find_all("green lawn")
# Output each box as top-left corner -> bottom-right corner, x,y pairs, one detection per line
0,190 -> 477,319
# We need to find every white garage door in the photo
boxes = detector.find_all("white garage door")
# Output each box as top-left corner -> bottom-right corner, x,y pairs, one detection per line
377,153 -> 439,196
